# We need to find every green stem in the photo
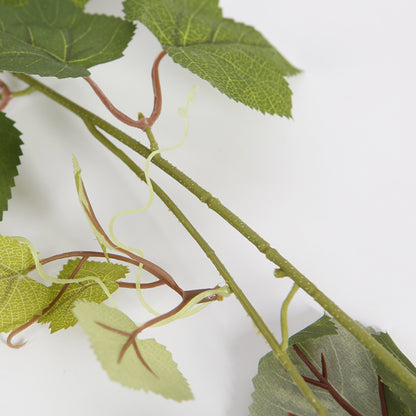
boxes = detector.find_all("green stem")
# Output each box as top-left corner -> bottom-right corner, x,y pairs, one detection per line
13,72 -> 416,400
281,283 -> 299,351
12,86 -> 35,97
82,120 -> 328,415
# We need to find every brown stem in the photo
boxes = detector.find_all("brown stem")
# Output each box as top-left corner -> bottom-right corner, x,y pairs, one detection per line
28,250 -> 179,293
293,345 -> 363,416
6,256 -> 89,348
78,174 -> 183,296
378,376 -> 389,416
0,80 -> 12,111
42,256 -> 89,314
146,50 -> 167,127
117,280 -> 165,289
84,50 -> 166,130
6,315 -> 40,348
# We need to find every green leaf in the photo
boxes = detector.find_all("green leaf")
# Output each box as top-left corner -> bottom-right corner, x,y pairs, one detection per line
123,0 -> 299,117
0,0 -> 135,78
0,112 -> 23,221
73,301 -> 193,401
71,0 -> 89,8
38,259 -> 127,333
0,0 -> 27,6
289,315 -> 338,345
250,319 -> 381,416
383,385 -> 413,416
372,332 -> 416,413
0,0 -> 87,6
0,234 -> 51,332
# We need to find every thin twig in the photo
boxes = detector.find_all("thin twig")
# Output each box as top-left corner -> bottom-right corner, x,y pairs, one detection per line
84,50 -> 166,130
28,250 -> 179,293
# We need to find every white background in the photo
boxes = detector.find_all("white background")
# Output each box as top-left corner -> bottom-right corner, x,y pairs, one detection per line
1,0 -> 416,415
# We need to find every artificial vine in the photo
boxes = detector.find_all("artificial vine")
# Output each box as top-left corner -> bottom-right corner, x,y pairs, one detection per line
0,0 -> 415,415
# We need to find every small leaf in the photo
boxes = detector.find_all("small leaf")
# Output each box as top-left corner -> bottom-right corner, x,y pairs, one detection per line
250,318 -> 381,416
123,0 -> 299,117
73,301 -> 193,401
0,112 -> 23,221
289,315 -> 338,345
372,332 -> 416,413
0,234 -> 51,332
0,0 -> 135,78
38,259 -> 127,333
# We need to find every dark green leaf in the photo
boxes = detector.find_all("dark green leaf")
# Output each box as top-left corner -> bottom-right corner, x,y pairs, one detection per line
250,319 -> 381,415
0,0 -> 135,78
0,112 -> 23,221
38,259 -> 127,333
372,332 -> 416,413
123,0 -> 299,117
289,315 -> 338,345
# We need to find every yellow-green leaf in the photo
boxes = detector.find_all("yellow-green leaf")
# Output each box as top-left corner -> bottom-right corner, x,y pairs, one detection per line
0,234 -> 51,332
73,301 -> 193,401
38,259 -> 127,333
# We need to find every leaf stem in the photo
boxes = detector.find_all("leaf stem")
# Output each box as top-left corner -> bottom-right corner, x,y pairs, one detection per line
13,72 -> 415,411
281,283 -> 299,351
12,86 -> 35,97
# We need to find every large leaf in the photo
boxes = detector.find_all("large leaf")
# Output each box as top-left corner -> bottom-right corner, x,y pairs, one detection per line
0,0 -> 135,78
372,332 -> 416,413
73,301 -> 193,401
0,234 -> 51,332
250,317 -> 382,415
123,0 -> 299,117
38,259 -> 127,333
0,113 -> 23,221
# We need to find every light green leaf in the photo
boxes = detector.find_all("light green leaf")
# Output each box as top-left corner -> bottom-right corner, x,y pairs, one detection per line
0,234 -> 51,332
38,259 -> 127,333
73,301 -> 193,401
0,0 -> 135,78
250,319 -> 381,416
289,315 -> 337,345
0,113 -> 23,221
372,332 -> 416,413
123,0 -> 299,117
